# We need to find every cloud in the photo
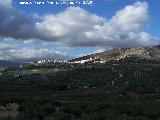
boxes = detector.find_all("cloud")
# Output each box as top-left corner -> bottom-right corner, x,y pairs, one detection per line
0,1 -> 54,41
111,1 -> 149,31
0,1 -> 159,49
0,0 -> 12,7
0,47 -> 69,61
0,43 -> 15,50
36,7 -> 105,40
36,1 -> 159,47
10,48 -> 68,60
0,38 -> 69,61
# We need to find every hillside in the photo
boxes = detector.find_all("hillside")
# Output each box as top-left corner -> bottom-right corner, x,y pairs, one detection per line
1,46 -> 160,120
69,46 -> 160,63
0,60 -> 26,67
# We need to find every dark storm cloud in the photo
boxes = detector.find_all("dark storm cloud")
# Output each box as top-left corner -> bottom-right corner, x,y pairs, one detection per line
0,4 -> 57,41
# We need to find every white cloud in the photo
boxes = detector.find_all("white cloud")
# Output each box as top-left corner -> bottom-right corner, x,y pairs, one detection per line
0,43 -> 15,50
111,1 -> 149,31
36,1 -> 159,48
23,39 -> 39,44
0,0 -> 159,51
128,32 -> 159,46
11,48 -> 67,59
36,7 -> 105,37
0,48 -> 68,61
0,0 -> 12,7
0,39 -> 69,61
94,49 -> 105,53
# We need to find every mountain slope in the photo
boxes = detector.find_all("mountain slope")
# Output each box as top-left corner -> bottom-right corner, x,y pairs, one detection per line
0,60 -> 26,67
69,46 -> 160,63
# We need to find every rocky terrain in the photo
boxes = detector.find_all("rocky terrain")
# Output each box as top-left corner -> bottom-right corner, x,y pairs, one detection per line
70,45 -> 160,63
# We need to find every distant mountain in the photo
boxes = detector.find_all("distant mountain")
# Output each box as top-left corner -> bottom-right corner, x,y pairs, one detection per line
69,45 -> 160,63
0,60 -> 27,67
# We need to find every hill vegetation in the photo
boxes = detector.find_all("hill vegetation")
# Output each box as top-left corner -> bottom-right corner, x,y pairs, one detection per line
0,46 -> 160,120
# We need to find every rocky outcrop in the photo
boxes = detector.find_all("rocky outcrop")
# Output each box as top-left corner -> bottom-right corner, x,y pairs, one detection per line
70,46 -> 160,63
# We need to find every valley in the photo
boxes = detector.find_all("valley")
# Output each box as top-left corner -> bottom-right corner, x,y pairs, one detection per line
0,46 -> 160,120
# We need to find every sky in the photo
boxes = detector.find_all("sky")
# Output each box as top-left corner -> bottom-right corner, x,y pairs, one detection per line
0,0 -> 160,62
